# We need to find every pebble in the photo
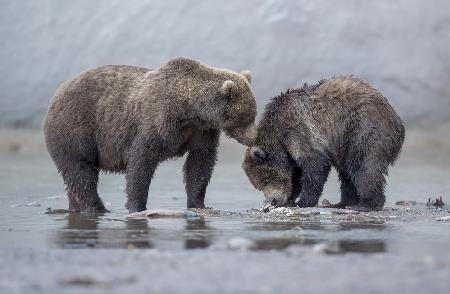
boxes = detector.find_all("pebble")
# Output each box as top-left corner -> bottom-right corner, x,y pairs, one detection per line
227,237 -> 256,251
330,209 -> 359,215
435,216 -> 450,221
127,209 -> 200,219
319,210 -> 332,215
44,208 -> 70,214
269,207 -> 291,214
60,276 -> 110,287
286,210 -> 316,217
184,210 -> 201,219
262,203 -> 275,213
395,200 -> 417,206
312,242 -> 342,255
321,199 -> 332,207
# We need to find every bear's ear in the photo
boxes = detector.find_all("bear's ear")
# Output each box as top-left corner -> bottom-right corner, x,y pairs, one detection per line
221,80 -> 235,96
250,146 -> 266,162
240,70 -> 252,84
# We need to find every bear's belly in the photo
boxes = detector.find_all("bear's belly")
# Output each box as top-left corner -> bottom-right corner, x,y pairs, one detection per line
173,127 -> 199,157
97,152 -> 128,173
96,142 -> 129,173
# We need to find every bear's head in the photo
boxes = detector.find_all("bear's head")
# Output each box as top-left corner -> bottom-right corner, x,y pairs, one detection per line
160,58 -> 257,146
242,143 -> 296,208
241,93 -> 297,207
218,71 -> 257,146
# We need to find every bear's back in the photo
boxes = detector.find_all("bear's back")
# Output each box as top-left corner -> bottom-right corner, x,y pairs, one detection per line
312,77 -> 404,162
44,65 -> 153,159
48,65 -> 151,114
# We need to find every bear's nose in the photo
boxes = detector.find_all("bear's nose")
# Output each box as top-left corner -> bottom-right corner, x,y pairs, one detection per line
262,197 -> 278,212
267,198 -> 277,206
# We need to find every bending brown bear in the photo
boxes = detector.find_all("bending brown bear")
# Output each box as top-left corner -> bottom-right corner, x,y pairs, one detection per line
243,77 -> 404,211
44,57 -> 256,213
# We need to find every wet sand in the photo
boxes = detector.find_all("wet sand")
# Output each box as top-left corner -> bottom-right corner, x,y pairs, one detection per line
0,132 -> 450,293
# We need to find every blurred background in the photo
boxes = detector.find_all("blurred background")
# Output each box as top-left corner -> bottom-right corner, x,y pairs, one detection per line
1,0 -> 449,157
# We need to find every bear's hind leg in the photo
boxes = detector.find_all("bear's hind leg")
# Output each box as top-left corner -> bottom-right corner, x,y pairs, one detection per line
331,171 -> 360,208
351,161 -> 387,211
61,160 -> 108,213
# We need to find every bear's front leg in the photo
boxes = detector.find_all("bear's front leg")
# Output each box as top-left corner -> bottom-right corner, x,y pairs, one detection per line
183,129 -> 219,209
125,141 -> 160,213
286,166 -> 303,207
296,159 -> 331,208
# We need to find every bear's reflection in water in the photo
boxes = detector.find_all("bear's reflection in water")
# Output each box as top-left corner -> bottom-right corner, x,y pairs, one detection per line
183,218 -> 213,249
53,213 -> 153,249
246,220 -> 387,253
53,214 -> 385,253
52,213 -> 214,250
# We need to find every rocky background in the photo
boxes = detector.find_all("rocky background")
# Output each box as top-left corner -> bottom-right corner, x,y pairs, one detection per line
1,0 -> 449,129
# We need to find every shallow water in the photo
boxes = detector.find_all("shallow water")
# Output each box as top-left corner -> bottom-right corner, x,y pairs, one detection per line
0,154 -> 449,293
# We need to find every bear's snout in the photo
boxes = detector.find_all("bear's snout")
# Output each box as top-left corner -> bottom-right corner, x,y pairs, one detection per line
224,123 -> 256,146
263,187 -> 288,208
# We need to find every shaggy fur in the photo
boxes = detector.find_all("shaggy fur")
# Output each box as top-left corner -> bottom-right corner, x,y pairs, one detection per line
243,76 -> 405,211
44,57 -> 256,213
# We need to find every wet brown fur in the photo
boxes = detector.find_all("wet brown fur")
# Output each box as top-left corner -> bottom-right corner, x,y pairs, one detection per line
44,58 -> 256,213
243,76 -> 405,211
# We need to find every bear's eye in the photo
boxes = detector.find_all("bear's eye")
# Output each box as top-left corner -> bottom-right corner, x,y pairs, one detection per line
250,146 -> 267,162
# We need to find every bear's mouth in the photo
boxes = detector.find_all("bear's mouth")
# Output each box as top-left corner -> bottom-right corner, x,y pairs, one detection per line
224,123 -> 256,146
263,186 -> 289,209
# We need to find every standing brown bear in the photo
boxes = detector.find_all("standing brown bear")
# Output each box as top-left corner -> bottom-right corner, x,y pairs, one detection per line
243,76 -> 404,211
44,57 -> 256,213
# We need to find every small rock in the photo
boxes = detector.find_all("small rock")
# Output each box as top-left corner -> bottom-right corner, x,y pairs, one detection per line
436,216 -> 450,221
319,210 -> 332,215
44,208 -> 70,214
395,200 -> 416,206
127,209 -> 200,219
184,210 -> 201,219
60,276 -> 110,288
321,199 -> 331,207
269,207 -> 291,214
285,210 -> 311,217
262,203 -> 275,213
227,237 -> 256,251
330,209 -> 359,215
312,242 -> 342,254
286,211 -> 295,217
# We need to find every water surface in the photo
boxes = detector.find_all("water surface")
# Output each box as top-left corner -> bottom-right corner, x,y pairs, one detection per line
0,154 -> 449,293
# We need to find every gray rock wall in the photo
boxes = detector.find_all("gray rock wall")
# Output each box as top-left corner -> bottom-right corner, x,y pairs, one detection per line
1,0 -> 449,128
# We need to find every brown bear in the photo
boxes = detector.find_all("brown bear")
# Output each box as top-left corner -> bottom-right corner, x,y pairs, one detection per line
44,57 -> 256,213
243,76 -> 405,211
